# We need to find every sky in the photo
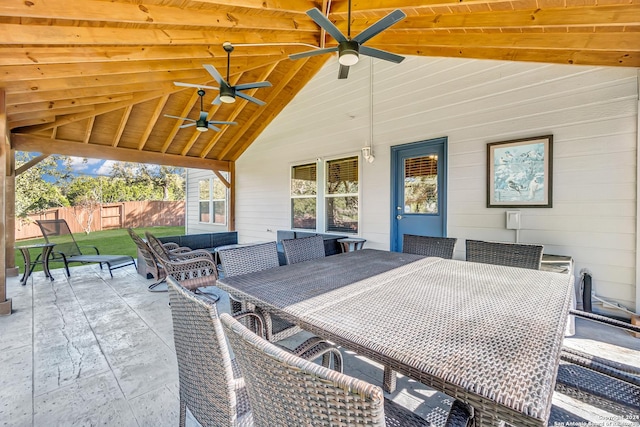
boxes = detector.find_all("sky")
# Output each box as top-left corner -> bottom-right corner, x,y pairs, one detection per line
66,157 -> 118,176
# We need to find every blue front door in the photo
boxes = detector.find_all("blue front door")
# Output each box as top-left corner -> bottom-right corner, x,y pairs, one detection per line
391,138 -> 448,252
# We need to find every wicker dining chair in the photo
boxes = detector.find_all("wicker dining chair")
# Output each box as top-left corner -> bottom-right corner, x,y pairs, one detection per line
465,239 -> 544,270
146,232 -> 219,299
218,242 -> 302,342
168,277 -> 253,427
167,278 -> 343,427
402,234 -> 457,259
145,231 -> 215,263
281,235 -> 325,265
220,312 -> 474,427
127,228 -> 167,291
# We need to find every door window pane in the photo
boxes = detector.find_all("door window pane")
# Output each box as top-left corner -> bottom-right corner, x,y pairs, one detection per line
404,155 -> 438,214
212,178 -> 227,225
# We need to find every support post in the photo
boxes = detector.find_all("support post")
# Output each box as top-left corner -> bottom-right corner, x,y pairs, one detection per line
0,89 -> 11,315
229,161 -> 235,231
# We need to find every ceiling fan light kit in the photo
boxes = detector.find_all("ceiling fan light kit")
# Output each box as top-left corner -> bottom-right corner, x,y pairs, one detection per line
289,1 -> 406,79
338,41 -> 360,66
164,88 -> 237,133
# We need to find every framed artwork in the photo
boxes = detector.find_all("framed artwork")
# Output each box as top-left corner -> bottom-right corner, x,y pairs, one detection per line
487,135 -> 552,208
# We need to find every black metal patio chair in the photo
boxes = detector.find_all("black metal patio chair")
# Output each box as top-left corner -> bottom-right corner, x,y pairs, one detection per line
36,219 -> 136,277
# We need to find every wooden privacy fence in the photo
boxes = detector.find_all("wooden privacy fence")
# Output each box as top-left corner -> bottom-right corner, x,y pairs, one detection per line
16,201 -> 185,241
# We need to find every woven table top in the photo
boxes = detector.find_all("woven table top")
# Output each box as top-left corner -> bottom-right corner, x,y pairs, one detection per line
218,249 -> 574,427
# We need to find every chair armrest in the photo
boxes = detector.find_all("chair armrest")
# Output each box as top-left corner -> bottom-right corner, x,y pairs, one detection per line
162,242 -> 180,250
234,310 -> 265,338
78,245 -> 100,255
444,400 -> 474,427
169,246 -> 193,254
174,249 -> 214,262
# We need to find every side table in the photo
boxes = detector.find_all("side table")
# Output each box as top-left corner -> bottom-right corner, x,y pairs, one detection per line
338,237 -> 366,253
15,243 -> 55,285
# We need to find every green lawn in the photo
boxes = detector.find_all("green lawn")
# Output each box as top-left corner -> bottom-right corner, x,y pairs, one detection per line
15,226 -> 184,274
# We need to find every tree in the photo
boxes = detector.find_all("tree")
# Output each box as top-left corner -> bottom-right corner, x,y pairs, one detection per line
15,153 -> 71,219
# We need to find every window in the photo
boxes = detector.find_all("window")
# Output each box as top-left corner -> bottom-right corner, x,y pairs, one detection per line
325,156 -> 358,233
198,174 -> 227,225
290,163 -> 317,230
290,156 -> 359,234
404,155 -> 438,214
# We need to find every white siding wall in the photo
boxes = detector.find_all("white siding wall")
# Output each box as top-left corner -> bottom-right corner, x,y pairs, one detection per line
190,56 -> 640,312
185,168 -> 229,234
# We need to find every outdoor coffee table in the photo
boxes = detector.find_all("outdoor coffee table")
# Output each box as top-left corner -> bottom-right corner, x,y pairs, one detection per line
15,243 -> 55,285
217,249 -> 574,427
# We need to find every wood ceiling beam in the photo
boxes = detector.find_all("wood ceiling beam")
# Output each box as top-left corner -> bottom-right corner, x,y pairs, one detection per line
0,0 -> 318,31
15,154 -> 49,176
4,69 -> 211,95
0,23 -> 317,46
15,87 -> 185,133
189,0 -> 315,13
0,55 -> 286,82
83,116 -> 95,144
11,134 -> 231,172
329,0 -> 637,13
9,106 -> 95,126
0,45 -> 306,67
384,44 -> 640,67
345,5 -> 640,31
198,62 -> 279,158
7,94 -> 133,115
138,95 -> 170,151
7,78 -> 203,106
372,32 -> 640,52
113,106 -> 133,148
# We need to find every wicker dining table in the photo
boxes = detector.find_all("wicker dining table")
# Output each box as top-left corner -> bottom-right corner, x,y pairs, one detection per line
216,249 -> 574,427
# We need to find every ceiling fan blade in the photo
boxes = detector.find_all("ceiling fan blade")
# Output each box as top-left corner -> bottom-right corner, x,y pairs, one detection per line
199,111 -> 208,121
212,94 -> 222,105
180,122 -> 197,129
352,9 -> 406,44
234,81 -> 272,91
289,46 -> 339,61
209,120 -> 238,125
338,64 -> 350,79
203,64 -> 226,85
207,124 -> 221,132
360,46 -> 405,64
165,114 -> 195,122
306,8 -> 347,43
235,91 -> 266,106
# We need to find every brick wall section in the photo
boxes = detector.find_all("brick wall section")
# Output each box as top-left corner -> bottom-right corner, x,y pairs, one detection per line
16,201 -> 185,241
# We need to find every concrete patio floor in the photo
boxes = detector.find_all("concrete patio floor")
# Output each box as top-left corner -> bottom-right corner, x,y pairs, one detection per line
0,263 -> 638,426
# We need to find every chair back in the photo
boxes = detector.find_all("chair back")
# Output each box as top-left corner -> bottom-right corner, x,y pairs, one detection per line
127,228 -> 163,281
402,234 -> 457,259
282,235 -> 325,264
164,257 -> 218,292
36,219 -> 82,256
465,239 -> 543,270
218,242 -> 279,278
145,232 -> 173,261
220,312 -> 387,426
167,277 -> 240,426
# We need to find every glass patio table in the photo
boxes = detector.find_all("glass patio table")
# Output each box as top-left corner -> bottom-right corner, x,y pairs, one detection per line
217,249 -> 574,427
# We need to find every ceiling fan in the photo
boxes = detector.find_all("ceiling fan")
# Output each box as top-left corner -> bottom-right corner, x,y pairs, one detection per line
289,2 -> 406,79
164,89 -> 237,132
173,42 -> 272,106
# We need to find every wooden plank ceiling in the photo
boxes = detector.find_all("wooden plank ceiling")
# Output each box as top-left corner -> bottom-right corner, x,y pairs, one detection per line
2,0 -> 639,171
